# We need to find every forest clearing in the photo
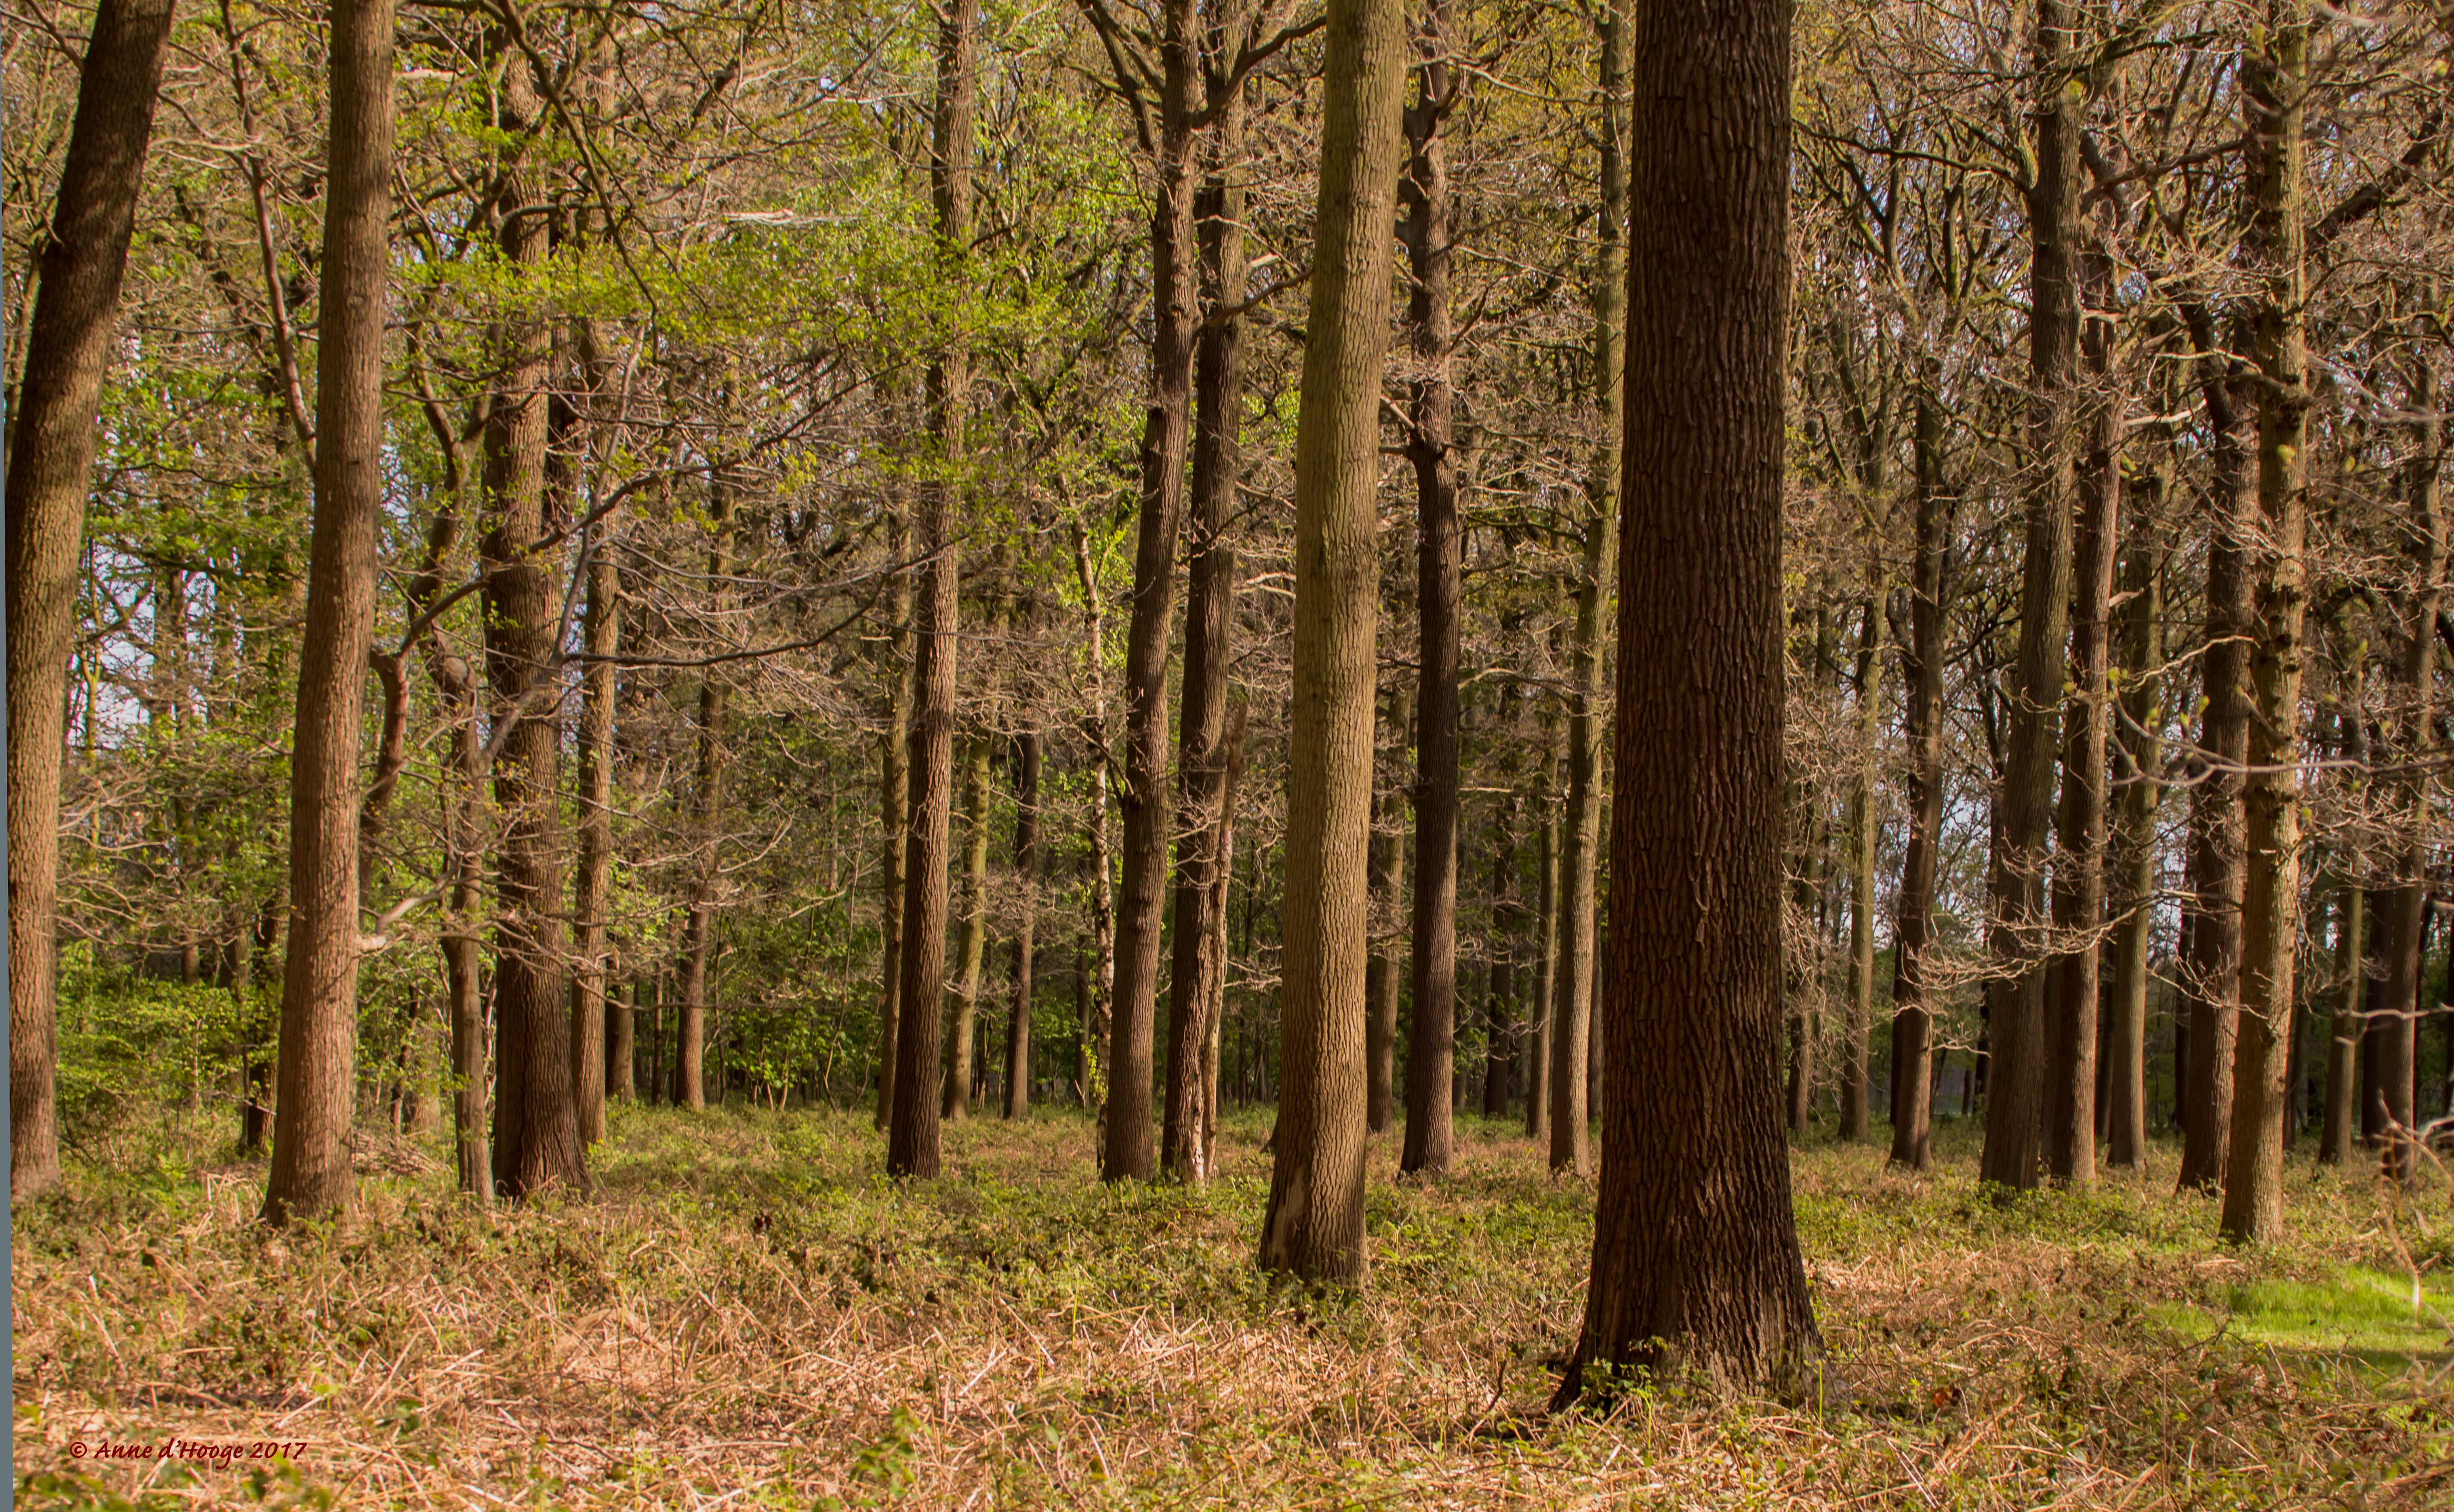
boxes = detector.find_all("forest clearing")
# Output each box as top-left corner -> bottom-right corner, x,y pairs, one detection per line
13,1107 -> 2454,1508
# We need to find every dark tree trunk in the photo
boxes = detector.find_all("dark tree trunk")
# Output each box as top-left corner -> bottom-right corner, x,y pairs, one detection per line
1888,385 -> 1952,1171
2105,515 -> 2165,1171
1398,0 -> 1465,1176
887,0 -> 978,1180
1005,732 -> 1041,1119
944,737 -> 990,1119
1366,686 -> 1411,1133
1557,0 -> 1818,1402
571,520 -> 622,1146
875,512 -> 913,1129
7,0 -> 177,1200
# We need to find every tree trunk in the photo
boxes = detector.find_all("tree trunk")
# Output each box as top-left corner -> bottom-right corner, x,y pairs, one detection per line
1366,685 -> 1411,1133
570,526 -> 622,1146
2375,354 -> 2441,1182
676,489 -> 736,1111
1557,0 -> 1817,1399
1548,0 -> 1626,1180
260,0 -> 388,1224
1004,732 -> 1041,1119
1484,789 -> 1520,1119
1398,0 -> 1465,1177
2106,520 -> 2165,1171
1841,596 -> 1880,1143
887,0 -> 978,1179
1256,0 -> 1405,1283
1888,385 -> 1951,1172
1528,723 -> 1559,1142
1980,0 -> 2082,1198
2222,5 -> 2310,1243
2049,272 -> 2122,1185
875,511 -> 914,1129
945,736 -> 991,1118
6,0 -> 176,1200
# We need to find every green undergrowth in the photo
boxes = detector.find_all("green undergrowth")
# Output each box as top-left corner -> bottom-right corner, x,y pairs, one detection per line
13,1100 -> 2453,1508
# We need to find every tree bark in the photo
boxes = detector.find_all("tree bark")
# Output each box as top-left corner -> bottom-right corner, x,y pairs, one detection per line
1398,0 -> 1465,1177
2317,870 -> 2363,1166
1004,732 -> 1041,1119
676,489 -> 736,1111
1366,685 -> 1411,1133
1840,596 -> 1880,1143
1484,788 -> 1520,1119
2106,521 -> 2165,1171
6,0 -> 176,1201
887,0 -> 978,1180
1256,0 -> 1405,1283
1548,0 -> 1626,1179
1980,0 -> 2083,1197
2375,353 -> 2441,1182
2222,4 -> 2310,1243
876,510 -> 914,1129
1557,0 -> 1817,1398
1888,385 -> 1951,1171
944,736 -> 991,1118
261,0 -> 388,1224
1528,722 -> 1559,1141
570,524 -> 622,1146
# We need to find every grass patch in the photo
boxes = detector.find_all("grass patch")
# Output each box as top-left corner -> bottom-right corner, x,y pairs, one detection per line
12,1102 -> 2454,1507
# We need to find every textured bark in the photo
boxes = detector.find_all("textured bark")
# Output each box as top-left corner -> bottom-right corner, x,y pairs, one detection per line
2317,874 -> 2363,1166
260,0 -> 388,1225
1980,0 -> 2082,1197
1398,0 -> 1465,1176
571,527 -> 622,1146
887,0 -> 978,1179
1163,37 -> 1251,1168
7,0 -> 176,1200
1840,598 -> 1880,1143
875,512 -> 913,1129
2106,525 -> 2165,1171
944,737 -> 990,1118
1549,0 -> 1626,1178
1004,732 -> 1041,1119
1167,709 -> 1248,1180
2222,5 -> 2309,1243
1558,0 -> 1816,1402
1888,388 -> 1951,1171
1071,529 -> 1117,1113
481,46 -> 585,1200
2049,281 -> 2121,1185
1256,0 -> 1404,1283
2375,360 -> 2441,1182
1366,686 -> 1411,1133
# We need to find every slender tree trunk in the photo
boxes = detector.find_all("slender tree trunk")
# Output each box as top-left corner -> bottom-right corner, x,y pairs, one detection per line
887,0 -> 978,1179
2376,356 -> 2441,1182
1398,0 -> 1465,1176
1557,0 -> 1817,1399
1366,686 -> 1411,1133
1549,0 -> 1626,1178
610,973 -> 636,1103
261,0 -> 389,1224
6,0 -> 177,1200
1788,604 -> 1837,1133
2222,5 -> 2310,1243
1484,789 -> 1520,1119
1528,724 -> 1559,1141
2049,275 -> 2122,1185
676,490 -> 736,1111
570,527 -> 622,1146
875,512 -> 914,1128
1980,0 -> 2083,1197
1072,527 -> 1118,1114
1005,732 -> 1041,1119
1256,0 -> 1405,1283
945,737 -> 991,1118
1841,596 -> 1880,1143
1888,385 -> 1951,1171
2106,522 -> 2165,1171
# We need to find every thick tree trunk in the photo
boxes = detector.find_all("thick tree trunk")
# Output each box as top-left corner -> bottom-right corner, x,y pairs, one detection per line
887,0 -> 978,1179
2106,524 -> 2165,1171
2222,6 -> 2310,1243
261,0 -> 389,1224
876,512 -> 914,1129
1840,597 -> 1880,1143
1366,686 -> 1411,1133
1163,46 -> 1250,1169
2049,282 -> 2121,1185
1888,387 -> 1951,1171
1004,732 -> 1041,1119
1398,0 -> 1465,1176
7,0 -> 176,1200
1256,0 -> 1405,1283
1557,0 -> 1817,1399
571,528 -> 622,1146
945,737 -> 991,1118
1980,0 -> 2082,1197
1549,0 -> 1626,1178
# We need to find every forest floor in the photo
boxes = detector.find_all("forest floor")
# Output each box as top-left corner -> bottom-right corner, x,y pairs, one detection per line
12,1102 -> 2454,1509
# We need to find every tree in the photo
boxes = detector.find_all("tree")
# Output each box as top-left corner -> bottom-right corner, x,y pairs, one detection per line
571,522 -> 623,1146
944,736 -> 990,1118
1003,731 -> 1041,1119
1256,0 -> 1407,1284
1555,0 -> 1816,1399
6,0 -> 178,1201
1887,381 -> 1951,1172
261,0 -> 391,1225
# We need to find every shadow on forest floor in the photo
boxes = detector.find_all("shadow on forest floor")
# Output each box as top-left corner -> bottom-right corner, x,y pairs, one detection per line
12,1100 -> 2454,1507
